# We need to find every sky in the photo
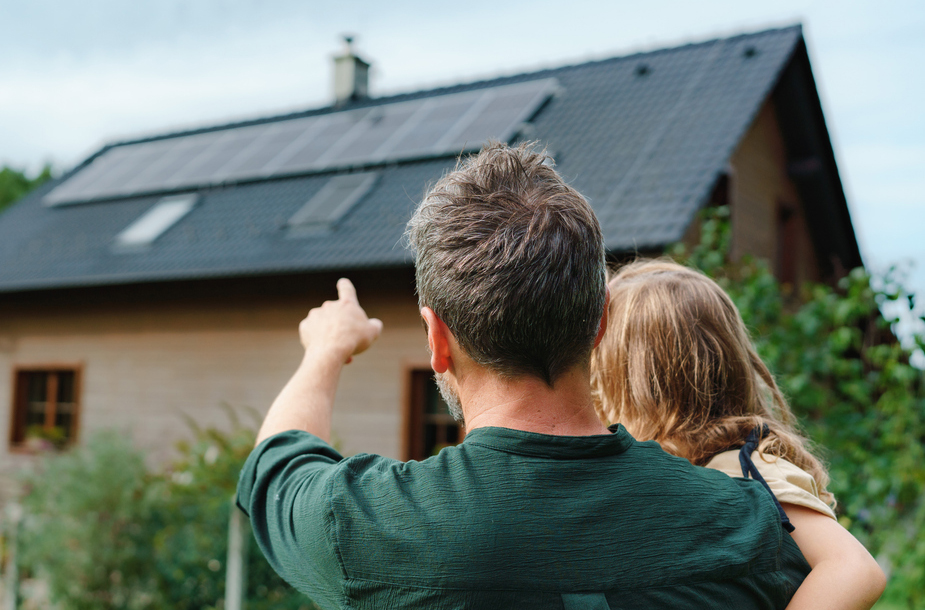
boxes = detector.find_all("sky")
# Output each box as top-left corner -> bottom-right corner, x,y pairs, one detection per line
1,0 -> 923,318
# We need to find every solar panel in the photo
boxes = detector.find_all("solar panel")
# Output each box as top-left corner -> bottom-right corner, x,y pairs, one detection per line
442,84 -> 553,151
256,117 -> 335,175
222,120 -> 319,180
326,102 -> 423,165
195,123 -> 285,181
44,78 -> 557,206
376,95 -> 477,159
270,113 -> 359,175
49,142 -> 170,204
121,132 -> 224,193
164,128 -> 259,187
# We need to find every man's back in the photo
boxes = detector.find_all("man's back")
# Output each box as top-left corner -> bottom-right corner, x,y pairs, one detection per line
238,425 -> 809,609
241,143 -> 809,609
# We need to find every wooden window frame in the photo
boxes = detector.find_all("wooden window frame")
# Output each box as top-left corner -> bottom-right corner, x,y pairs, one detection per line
9,364 -> 83,451
402,364 -> 464,462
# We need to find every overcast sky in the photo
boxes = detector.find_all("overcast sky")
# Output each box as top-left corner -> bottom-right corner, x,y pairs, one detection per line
2,0 -> 923,310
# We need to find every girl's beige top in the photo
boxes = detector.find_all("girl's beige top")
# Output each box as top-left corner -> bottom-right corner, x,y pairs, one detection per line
706,450 -> 837,520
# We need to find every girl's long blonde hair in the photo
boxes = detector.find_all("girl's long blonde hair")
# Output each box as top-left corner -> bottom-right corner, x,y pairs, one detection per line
591,259 -> 833,505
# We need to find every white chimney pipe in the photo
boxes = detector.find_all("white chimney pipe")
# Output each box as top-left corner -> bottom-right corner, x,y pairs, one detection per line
333,35 -> 370,104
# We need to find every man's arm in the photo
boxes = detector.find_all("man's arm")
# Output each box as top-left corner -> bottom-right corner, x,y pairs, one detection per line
256,278 -> 383,445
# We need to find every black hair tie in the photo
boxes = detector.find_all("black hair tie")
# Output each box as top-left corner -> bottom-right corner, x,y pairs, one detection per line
739,424 -> 795,533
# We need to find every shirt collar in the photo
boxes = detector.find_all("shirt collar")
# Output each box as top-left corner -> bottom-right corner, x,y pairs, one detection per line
461,424 -> 634,459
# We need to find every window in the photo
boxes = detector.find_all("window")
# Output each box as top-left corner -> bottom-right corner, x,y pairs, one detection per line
10,368 -> 81,449
287,171 -> 378,236
114,193 -> 198,249
405,369 -> 463,461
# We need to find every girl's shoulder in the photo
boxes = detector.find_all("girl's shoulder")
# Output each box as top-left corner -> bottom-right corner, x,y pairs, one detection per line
705,449 -> 837,520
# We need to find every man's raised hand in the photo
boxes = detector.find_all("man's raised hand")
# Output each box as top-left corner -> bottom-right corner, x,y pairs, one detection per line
299,278 -> 383,364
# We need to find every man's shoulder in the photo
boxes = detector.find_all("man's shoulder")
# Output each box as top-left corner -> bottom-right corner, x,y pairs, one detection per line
331,430 -> 765,505
619,437 -> 764,495
327,429 -> 784,541
322,430 -> 806,597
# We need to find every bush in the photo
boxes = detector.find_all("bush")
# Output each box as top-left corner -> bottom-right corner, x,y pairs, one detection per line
17,413 -> 317,610
673,207 -> 925,609
149,411 -> 316,610
18,431 -> 157,609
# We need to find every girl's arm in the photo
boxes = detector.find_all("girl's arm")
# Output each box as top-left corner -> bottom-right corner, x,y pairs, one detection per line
784,503 -> 886,610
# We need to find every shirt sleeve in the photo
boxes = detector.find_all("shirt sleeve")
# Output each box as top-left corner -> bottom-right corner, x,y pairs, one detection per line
705,450 -> 837,520
236,430 -> 347,609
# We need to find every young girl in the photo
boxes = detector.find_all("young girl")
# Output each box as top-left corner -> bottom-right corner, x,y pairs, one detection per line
591,259 -> 886,610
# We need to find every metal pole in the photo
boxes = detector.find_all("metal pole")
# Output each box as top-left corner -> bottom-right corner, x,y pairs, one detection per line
3,502 -> 22,610
225,500 -> 249,610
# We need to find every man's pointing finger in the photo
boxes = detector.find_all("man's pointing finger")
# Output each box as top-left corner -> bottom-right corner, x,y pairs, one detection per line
337,278 -> 358,303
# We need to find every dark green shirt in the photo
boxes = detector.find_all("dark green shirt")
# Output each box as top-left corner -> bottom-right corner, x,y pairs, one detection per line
237,426 -> 809,609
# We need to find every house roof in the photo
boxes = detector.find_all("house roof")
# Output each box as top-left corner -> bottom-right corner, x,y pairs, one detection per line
0,24 -> 859,293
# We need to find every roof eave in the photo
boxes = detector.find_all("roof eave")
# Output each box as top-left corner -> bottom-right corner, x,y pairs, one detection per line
771,38 -> 864,276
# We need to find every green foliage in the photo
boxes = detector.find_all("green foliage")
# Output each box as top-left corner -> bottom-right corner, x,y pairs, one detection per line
24,424 -> 69,449
672,207 -> 925,609
18,413 -> 316,610
18,431 -> 157,610
0,165 -> 53,213
149,410 -> 316,610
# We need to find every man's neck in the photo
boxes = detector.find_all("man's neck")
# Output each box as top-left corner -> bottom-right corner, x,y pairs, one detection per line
459,366 -> 609,437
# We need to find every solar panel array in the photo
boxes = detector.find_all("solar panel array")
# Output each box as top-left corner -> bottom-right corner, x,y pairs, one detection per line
45,78 -> 558,206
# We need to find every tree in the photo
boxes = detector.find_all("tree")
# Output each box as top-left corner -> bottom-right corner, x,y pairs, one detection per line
0,164 -> 54,213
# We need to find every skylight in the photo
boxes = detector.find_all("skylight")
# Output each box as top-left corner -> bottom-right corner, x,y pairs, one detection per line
287,172 -> 378,236
114,194 -> 198,249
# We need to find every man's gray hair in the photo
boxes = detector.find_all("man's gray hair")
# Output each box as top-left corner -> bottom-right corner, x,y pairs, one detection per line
406,142 -> 606,385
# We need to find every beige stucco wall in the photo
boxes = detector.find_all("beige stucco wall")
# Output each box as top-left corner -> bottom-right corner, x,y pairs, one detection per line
0,279 -> 429,490
729,99 -> 820,284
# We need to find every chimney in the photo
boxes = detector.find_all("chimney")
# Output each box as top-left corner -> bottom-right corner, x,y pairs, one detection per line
333,35 -> 370,104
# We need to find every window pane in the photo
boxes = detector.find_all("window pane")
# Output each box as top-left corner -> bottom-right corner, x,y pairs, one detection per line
424,376 -> 450,416
54,405 -> 75,438
25,373 -> 48,428
26,372 -> 47,403
57,371 -> 75,403
421,374 -> 462,457
25,401 -> 47,428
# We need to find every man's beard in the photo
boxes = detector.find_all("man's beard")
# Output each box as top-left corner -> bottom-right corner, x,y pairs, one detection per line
435,372 -> 465,424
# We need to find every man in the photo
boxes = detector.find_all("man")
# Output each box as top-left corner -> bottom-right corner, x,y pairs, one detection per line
237,143 -> 809,609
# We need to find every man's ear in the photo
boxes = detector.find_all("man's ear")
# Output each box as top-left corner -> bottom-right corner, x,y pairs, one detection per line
421,307 -> 452,374
593,285 -> 610,349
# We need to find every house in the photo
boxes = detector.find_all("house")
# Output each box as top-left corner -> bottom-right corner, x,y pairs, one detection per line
0,25 -> 861,490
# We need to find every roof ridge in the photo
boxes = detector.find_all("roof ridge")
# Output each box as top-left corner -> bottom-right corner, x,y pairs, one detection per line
101,24 -> 803,151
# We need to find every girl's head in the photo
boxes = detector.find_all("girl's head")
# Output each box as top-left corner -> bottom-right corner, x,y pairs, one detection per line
591,259 -> 831,502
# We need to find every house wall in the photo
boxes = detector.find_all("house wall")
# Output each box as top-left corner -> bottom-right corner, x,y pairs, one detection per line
0,274 -> 428,499
728,98 -> 820,285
